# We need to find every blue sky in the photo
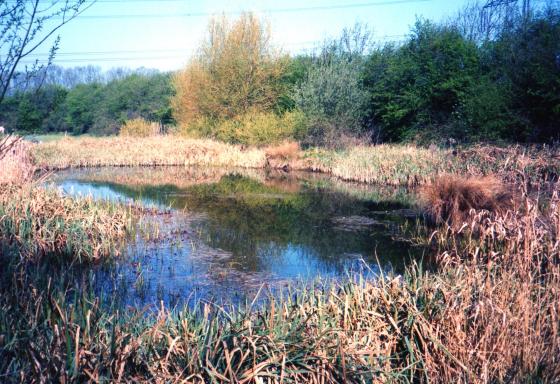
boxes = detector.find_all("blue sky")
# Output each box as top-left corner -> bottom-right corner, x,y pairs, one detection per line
24,0 -> 472,71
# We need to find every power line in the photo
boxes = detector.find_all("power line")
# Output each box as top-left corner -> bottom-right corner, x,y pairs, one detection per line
45,0 -> 432,19
19,35 -> 407,63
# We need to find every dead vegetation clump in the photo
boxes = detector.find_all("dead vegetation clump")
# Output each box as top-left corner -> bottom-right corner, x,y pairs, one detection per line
265,140 -> 300,160
420,174 -> 516,227
0,135 -> 35,185
454,144 -> 560,185
264,140 -> 301,170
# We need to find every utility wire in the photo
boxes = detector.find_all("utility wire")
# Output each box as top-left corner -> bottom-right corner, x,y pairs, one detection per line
42,0 -> 433,19
18,34 -> 407,63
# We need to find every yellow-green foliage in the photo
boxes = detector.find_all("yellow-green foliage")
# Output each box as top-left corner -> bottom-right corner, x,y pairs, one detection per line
175,116 -> 216,139
119,118 -> 160,137
172,13 -> 288,128
214,110 -> 307,145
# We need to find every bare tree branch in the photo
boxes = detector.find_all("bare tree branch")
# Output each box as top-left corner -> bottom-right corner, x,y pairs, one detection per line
0,0 -> 96,104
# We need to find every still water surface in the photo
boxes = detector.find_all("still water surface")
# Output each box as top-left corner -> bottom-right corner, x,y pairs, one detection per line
52,167 -> 421,307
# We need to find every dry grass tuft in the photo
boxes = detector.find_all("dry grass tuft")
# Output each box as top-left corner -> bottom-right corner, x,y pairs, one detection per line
420,174 -> 515,227
0,135 -> 35,185
265,140 -> 300,160
265,140 -> 301,170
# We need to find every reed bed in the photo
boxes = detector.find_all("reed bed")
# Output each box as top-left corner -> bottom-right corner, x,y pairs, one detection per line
32,136 -> 450,186
325,145 -> 447,186
29,136 -> 560,187
0,186 -> 130,263
1,183 -> 558,382
32,135 -> 267,170
453,144 -> 560,185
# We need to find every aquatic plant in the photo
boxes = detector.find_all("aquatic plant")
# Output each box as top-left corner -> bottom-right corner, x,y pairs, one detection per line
32,135 -> 267,170
0,186 -> 130,263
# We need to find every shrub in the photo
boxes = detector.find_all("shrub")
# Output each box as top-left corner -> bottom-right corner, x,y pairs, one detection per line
364,21 -> 480,142
214,109 -> 307,146
294,24 -> 372,146
119,118 -> 160,137
172,13 -> 288,126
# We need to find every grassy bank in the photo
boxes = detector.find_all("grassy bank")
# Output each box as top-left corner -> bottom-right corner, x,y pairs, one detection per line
33,136 -> 448,185
1,188 -> 558,382
32,136 -> 267,169
31,136 -> 560,186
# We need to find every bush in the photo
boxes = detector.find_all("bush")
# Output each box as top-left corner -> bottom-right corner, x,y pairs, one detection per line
294,24 -> 372,146
119,118 -> 160,137
364,20 -> 480,142
176,110 -> 307,146
172,13 -> 288,126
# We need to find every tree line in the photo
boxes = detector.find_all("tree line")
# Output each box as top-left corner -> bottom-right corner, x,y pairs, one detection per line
0,1 -> 558,145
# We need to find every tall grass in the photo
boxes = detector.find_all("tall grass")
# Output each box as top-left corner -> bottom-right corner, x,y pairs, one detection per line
32,136 -> 560,186
32,136 -> 452,186
32,136 -> 267,170
299,145 -> 448,186
419,174 -> 515,227
0,186 -> 130,263
0,135 -> 35,185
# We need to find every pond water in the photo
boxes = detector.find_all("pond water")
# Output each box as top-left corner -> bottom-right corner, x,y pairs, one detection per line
52,167 -> 422,308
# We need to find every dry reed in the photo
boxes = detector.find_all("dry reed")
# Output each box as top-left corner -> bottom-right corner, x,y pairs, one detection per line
419,174 -> 515,227
0,136 -> 35,185
32,135 -> 267,169
32,137 -> 451,186
0,186 -> 130,263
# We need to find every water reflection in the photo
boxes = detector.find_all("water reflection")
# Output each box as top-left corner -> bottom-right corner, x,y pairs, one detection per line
52,167 -> 421,307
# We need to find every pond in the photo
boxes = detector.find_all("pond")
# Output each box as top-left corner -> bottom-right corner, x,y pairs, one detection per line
51,167 -> 423,308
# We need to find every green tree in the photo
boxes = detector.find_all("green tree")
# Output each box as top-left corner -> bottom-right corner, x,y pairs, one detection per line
294,24 -> 373,146
490,7 -> 560,141
364,20 -> 480,142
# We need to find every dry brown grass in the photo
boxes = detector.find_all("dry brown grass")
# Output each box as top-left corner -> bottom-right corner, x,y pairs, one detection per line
0,135 -> 35,185
0,185 -> 129,262
420,174 -> 515,227
454,144 -> 560,185
2,188 -> 558,382
265,140 -> 300,160
423,188 -> 560,382
32,135 -> 267,169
